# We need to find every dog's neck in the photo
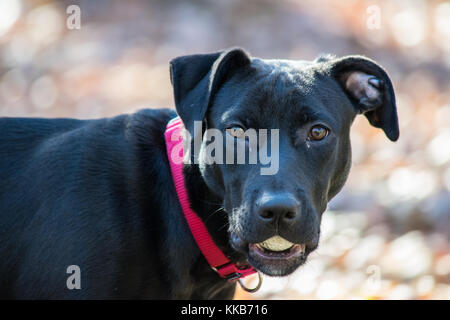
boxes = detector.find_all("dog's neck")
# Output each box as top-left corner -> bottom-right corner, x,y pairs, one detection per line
182,163 -> 249,268
182,163 -> 233,255
164,117 -> 254,288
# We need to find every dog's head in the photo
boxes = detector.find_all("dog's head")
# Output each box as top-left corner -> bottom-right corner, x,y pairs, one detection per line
170,48 -> 398,276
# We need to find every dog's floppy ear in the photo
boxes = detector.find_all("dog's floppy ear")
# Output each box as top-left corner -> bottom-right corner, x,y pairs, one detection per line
328,55 -> 399,141
169,48 -> 251,133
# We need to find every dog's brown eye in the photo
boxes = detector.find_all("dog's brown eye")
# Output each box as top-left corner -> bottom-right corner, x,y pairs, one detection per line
227,126 -> 245,138
308,125 -> 329,141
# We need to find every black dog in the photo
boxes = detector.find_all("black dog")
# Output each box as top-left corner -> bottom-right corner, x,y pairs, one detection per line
0,48 -> 398,299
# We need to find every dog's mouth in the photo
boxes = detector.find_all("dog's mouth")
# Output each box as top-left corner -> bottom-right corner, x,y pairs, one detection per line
232,235 -> 309,276
251,236 -> 306,259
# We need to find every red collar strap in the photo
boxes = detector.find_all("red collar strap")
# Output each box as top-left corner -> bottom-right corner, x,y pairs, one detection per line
164,116 -> 256,281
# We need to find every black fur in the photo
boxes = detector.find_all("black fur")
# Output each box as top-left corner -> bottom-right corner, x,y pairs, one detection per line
0,48 -> 398,299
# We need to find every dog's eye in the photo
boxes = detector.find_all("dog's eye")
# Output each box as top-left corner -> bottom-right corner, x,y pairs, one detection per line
308,125 -> 329,141
227,126 -> 245,138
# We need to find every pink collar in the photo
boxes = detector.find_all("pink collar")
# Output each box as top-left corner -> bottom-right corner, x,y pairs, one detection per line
164,116 -> 256,281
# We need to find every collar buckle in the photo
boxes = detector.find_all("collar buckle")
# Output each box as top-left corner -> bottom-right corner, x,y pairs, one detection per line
215,262 -> 256,282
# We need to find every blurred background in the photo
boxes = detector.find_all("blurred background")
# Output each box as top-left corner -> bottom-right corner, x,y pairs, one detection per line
0,0 -> 449,299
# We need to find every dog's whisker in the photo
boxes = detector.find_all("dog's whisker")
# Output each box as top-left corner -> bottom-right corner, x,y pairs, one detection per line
218,221 -> 230,231
204,206 -> 225,223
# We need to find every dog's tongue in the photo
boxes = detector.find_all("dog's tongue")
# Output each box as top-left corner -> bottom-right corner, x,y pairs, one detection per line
258,236 -> 294,252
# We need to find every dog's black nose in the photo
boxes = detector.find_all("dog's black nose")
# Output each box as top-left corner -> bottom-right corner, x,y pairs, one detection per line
256,193 -> 300,225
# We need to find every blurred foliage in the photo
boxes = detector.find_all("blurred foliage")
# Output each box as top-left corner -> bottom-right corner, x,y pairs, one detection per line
0,0 -> 448,299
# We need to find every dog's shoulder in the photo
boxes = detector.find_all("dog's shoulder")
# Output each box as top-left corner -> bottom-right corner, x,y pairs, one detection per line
124,108 -> 176,150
